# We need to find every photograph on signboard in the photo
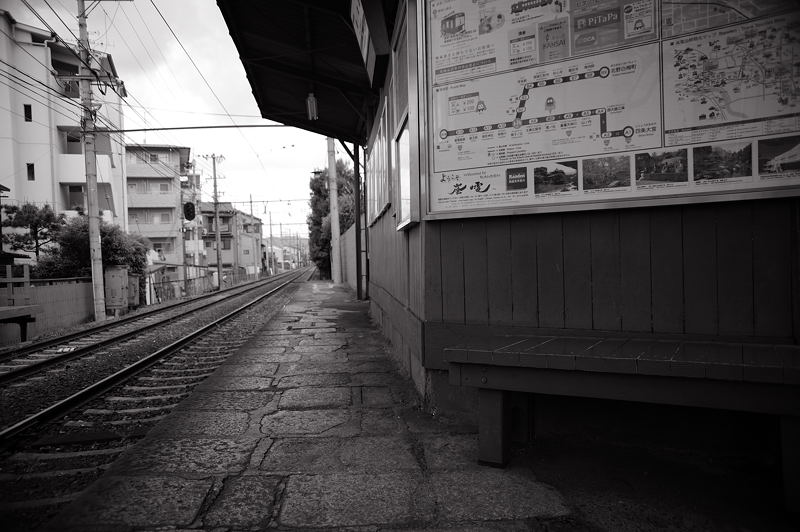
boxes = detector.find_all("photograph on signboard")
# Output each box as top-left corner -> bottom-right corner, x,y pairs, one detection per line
758,135 -> 800,180
634,148 -> 688,187
533,161 -> 578,195
693,141 -> 752,182
582,155 -> 631,190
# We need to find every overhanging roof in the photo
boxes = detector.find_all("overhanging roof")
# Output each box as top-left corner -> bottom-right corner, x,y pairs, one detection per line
217,0 -> 395,145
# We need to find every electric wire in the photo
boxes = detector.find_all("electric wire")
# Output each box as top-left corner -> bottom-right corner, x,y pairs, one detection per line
148,0 -> 271,177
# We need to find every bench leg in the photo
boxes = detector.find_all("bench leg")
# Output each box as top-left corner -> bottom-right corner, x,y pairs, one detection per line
19,320 -> 28,342
781,416 -> 799,513
478,388 -> 509,467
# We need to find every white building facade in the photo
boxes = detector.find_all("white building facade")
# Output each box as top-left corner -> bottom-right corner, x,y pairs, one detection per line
0,9 -> 127,239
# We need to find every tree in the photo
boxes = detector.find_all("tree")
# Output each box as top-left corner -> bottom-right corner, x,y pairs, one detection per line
306,159 -> 355,278
1,203 -> 64,259
32,216 -> 148,280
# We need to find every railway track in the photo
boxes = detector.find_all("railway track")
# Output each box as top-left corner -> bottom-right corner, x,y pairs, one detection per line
0,269 -> 299,382
0,267 -> 313,531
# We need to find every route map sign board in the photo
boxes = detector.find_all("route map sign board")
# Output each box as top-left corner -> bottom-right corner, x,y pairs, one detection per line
424,0 -> 800,216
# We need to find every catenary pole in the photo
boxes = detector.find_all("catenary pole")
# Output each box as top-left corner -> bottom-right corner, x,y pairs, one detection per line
327,137 -> 341,283
269,211 -> 274,275
201,154 -> 224,290
77,0 -> 106,321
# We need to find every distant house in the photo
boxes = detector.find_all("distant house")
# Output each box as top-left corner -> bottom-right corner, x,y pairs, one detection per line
199,202 -> 263,276
126,144 -> 192,283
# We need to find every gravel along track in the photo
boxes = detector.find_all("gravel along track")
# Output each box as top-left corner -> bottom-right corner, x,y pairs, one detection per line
0,271 -> 309,531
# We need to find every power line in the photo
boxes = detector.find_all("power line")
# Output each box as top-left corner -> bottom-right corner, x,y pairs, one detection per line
102,124 -> 291,133
149,0 -> 271,177
0,58 -> 86,114
0,74 -> 81,122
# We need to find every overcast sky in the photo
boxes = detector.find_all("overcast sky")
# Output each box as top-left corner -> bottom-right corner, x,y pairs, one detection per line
7,0 -> 336,235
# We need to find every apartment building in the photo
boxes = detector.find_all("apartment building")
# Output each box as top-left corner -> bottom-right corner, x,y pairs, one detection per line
126,144 -> 189,280
0,8 -> 127,242
199,201 -> 262,276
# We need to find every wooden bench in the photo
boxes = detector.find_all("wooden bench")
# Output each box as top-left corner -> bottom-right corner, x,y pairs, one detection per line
444,335 -> 800,510
0,305 -> 39,342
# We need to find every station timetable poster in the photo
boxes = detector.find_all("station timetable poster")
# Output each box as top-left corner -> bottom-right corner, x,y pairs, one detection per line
425,0 -> 800,215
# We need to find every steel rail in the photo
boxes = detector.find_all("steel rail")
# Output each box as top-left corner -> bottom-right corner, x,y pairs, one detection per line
0,267 -> 311,445
1,270 -> 298,362
0,272 -> 299,385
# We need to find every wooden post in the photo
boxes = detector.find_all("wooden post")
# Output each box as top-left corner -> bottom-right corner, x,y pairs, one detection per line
478,388 -> 509,466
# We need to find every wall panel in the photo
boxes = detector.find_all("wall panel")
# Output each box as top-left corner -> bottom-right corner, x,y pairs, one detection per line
753,201 -> 793,338
462,218 -> 489,324
716,203 -> 754,337
650,207 -> 684,334
536,215 -> 564,329
440,221 -> 465,323
486,218 -> 512,324
620,209 -> 652,332
563,214 -> 592,329
590,212 -> 622,331
510,217 -> 538,325
683,208 -> 718,335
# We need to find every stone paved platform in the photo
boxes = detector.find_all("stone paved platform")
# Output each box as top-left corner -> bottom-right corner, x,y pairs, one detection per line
45,281 -> 571,531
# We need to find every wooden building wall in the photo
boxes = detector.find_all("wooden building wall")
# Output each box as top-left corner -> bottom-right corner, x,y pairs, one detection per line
422,197 -> 799,369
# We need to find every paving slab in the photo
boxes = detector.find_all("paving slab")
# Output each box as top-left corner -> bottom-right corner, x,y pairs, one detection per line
430,469 -> 569,521
279,472 -> 435,528
194,375 -> 273,391
260,409 -> 354,436
278,386 -> 351,409
48,476 -> 213,530
110,437 -> 257,475
149,410 -> 250,437
276,372 -> 351,388
175,390 -> 274,411
202,474 -> 282,528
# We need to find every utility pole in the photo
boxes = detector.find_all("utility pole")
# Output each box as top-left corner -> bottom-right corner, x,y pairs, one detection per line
201,154 -> 224,290
249,194 -> 257,277
77,0 -> 106,321
269,211 -> 274,275
180,183 -> 187,296
279,222 -> 283,271
327,137 -> 341,283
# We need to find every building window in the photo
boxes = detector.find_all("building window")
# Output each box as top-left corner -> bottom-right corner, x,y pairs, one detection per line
205,240 -> 212,248
395,118 -> 411,226
152,240 -> 173,253
159,183 -> 170,193
65,131 -> 82,154
149,153 -> 158,163
23,104 -> 32,122
68,185 -> 84,209
160,211 -> 172,223
243,249 -> 250,255
367,102 -> 390,223
222,239 -> 232,250
26,163 -> 35,181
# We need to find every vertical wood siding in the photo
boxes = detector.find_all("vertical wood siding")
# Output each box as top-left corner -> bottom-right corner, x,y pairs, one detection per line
420,199 -> 798,342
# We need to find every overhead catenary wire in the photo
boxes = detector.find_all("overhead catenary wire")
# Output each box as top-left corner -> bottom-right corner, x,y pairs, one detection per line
148,0 -> 272,177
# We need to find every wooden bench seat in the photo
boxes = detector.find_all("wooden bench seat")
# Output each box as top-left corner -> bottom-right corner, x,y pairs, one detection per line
444,335 -> 800,510
0,305 -> 39,342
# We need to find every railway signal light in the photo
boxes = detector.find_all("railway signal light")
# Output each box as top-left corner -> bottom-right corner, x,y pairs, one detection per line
183,202 -> 196,221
